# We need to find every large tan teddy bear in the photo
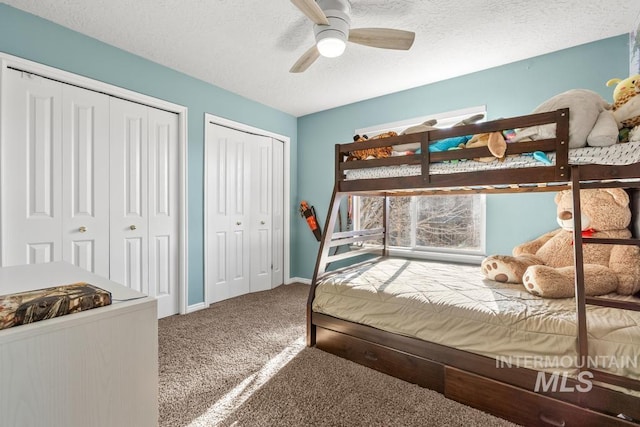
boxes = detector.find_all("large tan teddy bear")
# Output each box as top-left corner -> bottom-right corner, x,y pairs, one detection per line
481,188 -> 640,298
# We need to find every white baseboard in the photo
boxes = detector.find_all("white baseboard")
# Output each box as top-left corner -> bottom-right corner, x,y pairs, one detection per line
186,282 -> 308,315
287,277 -> 311,285
186,302 -> 207,314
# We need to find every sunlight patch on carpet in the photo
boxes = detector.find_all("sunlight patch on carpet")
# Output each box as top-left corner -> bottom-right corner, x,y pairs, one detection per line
187,336 -> 306,427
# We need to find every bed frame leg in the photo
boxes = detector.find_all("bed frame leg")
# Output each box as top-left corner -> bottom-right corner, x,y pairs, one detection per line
306,303 -> 316,346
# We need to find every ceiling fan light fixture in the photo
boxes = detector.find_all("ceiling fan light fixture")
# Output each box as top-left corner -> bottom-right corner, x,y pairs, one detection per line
289,0 -> 415,73
317,35 -> 346,58
313,3 -> 350,59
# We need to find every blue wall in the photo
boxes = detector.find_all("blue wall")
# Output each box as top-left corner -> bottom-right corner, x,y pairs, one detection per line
0,5 -> 631,290
294,35 -> 630,279
0,5 -> 298,305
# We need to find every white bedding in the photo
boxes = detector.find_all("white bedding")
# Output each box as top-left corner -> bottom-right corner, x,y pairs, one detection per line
345,141 -> 640,181
313,258 -> 640,385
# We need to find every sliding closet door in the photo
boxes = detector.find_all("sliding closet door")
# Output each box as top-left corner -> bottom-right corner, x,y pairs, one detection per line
3,70 -> 63,265
61,85 -> 110,277
109,97 -> 149,294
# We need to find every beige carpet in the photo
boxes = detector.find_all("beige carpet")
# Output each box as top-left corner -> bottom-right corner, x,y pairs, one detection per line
159,284 -> 516,427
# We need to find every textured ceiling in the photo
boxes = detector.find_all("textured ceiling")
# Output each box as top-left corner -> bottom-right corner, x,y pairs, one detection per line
4,0 -> 640,117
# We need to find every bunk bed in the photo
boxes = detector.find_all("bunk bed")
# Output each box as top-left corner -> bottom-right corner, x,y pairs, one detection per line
307,108 -> 640,426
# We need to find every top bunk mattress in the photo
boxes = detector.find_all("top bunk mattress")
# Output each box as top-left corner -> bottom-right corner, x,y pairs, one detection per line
312,257 -> 640,383
345,141 -> 640,181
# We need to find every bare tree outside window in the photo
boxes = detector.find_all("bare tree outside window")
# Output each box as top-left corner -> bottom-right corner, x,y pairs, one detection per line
354,195 -> 484,255
388,197 -> 412,246
415,196 -> 481,250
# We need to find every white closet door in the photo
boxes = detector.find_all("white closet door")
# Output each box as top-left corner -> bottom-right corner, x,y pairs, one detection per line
109,98 -> 149,294
148,107 -> 179,317
61,85 -> 110,277
206,122 -> 285,304
2,66 -> 182,318
2,70 -> 63,266
271,139 -> 284,287
250,137 -> 273,293
207,124 -> 251,302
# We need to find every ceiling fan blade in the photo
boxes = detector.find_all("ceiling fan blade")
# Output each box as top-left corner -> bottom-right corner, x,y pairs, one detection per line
290,45 -> 321,73
290,0 -> 329,26
348,28 -> 415,50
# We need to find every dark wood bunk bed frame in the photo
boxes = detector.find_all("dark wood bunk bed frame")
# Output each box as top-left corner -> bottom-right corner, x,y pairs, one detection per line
307,108 -> 640,426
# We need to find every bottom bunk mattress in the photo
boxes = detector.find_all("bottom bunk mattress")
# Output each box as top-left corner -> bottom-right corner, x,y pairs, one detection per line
312,258 -> 640,384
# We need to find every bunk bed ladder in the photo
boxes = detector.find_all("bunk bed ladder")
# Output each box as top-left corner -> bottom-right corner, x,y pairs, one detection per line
570,166 -> 640,397
307,187 -> 388,346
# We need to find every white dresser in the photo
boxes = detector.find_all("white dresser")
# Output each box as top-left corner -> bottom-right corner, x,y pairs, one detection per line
0,262 -> 158,427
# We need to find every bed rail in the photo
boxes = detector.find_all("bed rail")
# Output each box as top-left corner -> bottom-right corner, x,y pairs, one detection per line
336,109 -> 570,193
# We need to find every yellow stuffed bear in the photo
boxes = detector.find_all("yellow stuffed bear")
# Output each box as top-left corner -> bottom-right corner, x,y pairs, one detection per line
481,188 -> 640,298
607,74 -> 640,104
607,74 -> 640,130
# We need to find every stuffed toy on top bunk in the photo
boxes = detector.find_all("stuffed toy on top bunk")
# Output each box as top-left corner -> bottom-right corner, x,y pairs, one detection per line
510,89 -> 619,148
481,188 -> 640,298
607,74 -> 640,142
348,114 -> 489,161
348,132 -> 397,160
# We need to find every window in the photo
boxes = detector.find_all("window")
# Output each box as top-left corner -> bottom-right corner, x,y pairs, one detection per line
353,194 -> 486,262
352,106 -> 487,263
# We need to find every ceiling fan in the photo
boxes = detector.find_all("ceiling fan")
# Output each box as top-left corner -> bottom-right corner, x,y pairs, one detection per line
289,0 -> 416,73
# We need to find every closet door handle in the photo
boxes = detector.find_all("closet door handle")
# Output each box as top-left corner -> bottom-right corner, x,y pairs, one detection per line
260,221 -> 265,225
130,225 -> 137,230
79,226 -> 87,233
236,221 -> 242,226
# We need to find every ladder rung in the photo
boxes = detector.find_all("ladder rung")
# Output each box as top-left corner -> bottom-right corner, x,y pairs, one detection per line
585,296 -> 640,311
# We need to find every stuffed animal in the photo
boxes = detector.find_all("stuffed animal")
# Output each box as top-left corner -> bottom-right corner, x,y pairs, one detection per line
481,188 -> 640,298
349,132 -> 396,160
608,75 -> 640,131
401,119 -> 438,136
510,89 -> 618,148
606,74 -> 640,105
398,113 -> 485,154
464,130 -> 551,164
463,132 -> 507,161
